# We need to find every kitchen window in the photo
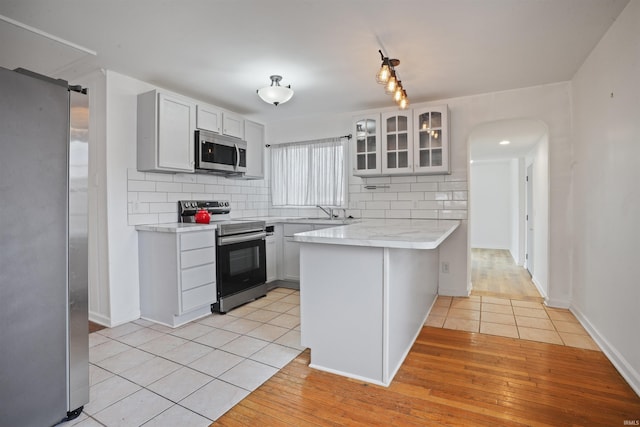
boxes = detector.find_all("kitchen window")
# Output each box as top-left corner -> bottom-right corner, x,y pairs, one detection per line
270,137 -> 347,206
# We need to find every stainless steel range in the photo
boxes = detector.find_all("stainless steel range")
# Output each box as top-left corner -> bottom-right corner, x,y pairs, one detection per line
178,200 -> 267,313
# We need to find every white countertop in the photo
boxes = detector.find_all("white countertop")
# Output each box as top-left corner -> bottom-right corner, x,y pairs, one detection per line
242,216 -> 358,226
292,219 -> 459,249
135,222 -> 217,233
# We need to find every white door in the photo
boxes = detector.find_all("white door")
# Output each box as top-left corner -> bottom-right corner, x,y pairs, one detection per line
525,164 -> 534,277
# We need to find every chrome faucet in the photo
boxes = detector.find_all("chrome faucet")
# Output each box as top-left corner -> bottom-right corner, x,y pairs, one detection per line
316,205 -> 334,219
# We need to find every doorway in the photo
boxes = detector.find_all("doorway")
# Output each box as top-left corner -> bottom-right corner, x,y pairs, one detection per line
468,119 -> 549,300
526,163 -> 534,277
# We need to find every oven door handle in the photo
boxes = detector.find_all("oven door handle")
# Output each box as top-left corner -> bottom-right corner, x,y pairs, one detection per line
218,231 -> 266,246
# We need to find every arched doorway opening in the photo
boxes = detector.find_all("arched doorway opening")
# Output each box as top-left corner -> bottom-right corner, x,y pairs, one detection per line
468,118 -> 549,300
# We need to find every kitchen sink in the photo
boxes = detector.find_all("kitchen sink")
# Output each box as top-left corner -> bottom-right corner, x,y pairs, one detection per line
289,217 -> 360,225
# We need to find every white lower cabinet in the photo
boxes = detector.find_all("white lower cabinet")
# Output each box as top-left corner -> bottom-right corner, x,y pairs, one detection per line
283,237 -> 302,281
266,232 -> 278,283
138,229 -> 216,327
281,223 -> 333,282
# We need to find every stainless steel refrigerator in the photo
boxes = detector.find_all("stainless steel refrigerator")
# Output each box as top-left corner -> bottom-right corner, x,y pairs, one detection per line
0,67 -> 89,426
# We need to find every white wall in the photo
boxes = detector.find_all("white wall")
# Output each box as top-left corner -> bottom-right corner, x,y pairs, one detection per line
510,158 -> 525,264
104,71 -> 155,325
267,82 -> 572,300
525,135 -> 550,299
570,0 -> 640,395
470,160 -> 512,249
75,70 -> 111,326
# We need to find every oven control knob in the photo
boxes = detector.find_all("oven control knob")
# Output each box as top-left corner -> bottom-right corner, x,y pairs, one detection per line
225,201 -> 230,207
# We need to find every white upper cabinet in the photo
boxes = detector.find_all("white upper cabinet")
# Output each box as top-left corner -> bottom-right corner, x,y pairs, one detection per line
222,111 -> 244,139
351,105 -> 450,177
196,103 -> 244,139
413,105 -> 450,174
382,111 -> 413,175
243,119 -> 265,179
196,104 -> 222,133
352,114 -> 382,176
137,90 -> 196,173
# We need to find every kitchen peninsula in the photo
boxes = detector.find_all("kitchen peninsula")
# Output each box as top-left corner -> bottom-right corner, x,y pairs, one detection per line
295,219 -> 459,386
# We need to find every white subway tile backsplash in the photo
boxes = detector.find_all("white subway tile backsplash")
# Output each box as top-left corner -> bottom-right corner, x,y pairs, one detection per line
410,182 -> 438,192
128,169 -> 271,225
438,181 -> 468,191
127,166 -> 468,226
364,176 -> 391,184
192,193 -> 213,200
452,191 -> 468,201
350,193 -> 373,201
173,173 -> 198,183
195,174 -> 219,184
432,192 -> 452,201
372,193 -> 398,201
145,172 -> 174,182
397,192 -> 424,201
362,209 -> 385,218
158,213 -> 177,223
149,202 -> 175,213
387,183 -> 411,192
439,210 -> 468,220
138,192 -> 167,203
390,176 -> 417,183
182,183 -> 205,193
386,209 -> 410,218
416,201 -> 444,210
155,182 -> 182,192
129,213 -> 159,225
445,171 -> 467,182
411,210 -> 439,219
167,192 -> 186,202
366,201 -> 391,210
390,201 -> 413,210
204,184 -> 225,193
416,175 -> 445,183
128,180 -> 155,192
443,200 -> 468,210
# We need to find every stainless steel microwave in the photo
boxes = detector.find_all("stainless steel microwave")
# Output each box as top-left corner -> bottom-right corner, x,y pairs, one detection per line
195,129 -> 247,174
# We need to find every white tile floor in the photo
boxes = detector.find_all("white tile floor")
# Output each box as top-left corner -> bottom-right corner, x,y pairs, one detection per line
61,288 -> 303,427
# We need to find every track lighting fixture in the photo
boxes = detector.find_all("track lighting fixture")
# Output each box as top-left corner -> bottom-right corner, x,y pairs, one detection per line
376,50 -> 409,109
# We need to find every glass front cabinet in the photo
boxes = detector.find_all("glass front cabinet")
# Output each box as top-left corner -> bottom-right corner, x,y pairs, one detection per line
353,114 -> 381,176
382,111 -> 413,175
352,105 -> 449,177
413,105 -> 449,174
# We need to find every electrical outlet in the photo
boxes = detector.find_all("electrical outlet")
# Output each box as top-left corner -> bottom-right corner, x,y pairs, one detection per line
441,262 -> 450,274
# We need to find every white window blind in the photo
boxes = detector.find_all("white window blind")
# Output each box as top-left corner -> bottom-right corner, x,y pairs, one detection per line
270,137 -> 347,206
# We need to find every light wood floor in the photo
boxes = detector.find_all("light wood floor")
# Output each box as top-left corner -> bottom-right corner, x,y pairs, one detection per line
471,248 -> 542,301
213,327 -> 640,426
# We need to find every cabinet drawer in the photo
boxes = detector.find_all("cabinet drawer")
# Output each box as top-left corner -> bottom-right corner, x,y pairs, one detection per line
182,283 -> 215,313
181,247 -> 215,269
181,263 -> 215,291
284,223 -> 314,237
181,231 -> 215,251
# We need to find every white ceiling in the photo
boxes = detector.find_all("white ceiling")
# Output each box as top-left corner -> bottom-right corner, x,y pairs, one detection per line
469,118 -> 548,161
0,0 -> 629,124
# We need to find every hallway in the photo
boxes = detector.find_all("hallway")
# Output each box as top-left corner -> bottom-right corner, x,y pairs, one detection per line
424,248 -> 598,350
470,248 -> 542,301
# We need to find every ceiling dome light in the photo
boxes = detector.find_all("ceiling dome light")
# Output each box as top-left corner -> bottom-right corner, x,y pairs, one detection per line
257,75 -> 294,106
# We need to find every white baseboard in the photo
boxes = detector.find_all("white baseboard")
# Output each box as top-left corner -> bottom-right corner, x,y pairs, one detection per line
89,309 -> 142,329
438,284 -> 470,297
570,304 -> 640,397
88,311 -> 111,327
